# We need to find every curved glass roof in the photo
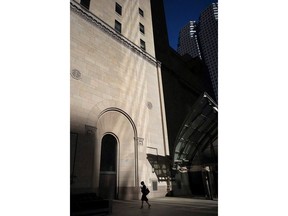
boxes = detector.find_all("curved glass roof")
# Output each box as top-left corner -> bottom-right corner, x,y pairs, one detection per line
173,92 -> 218,170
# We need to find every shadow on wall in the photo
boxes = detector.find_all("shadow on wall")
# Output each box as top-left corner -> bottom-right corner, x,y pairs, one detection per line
70,131 -> 113,216
71,131 -> 139,200
71,132 -> 95,190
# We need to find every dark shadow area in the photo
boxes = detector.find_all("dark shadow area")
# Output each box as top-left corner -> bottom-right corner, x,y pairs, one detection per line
70,130 -> 114,215
99,134 -> 117,200
150,0 -> 216,158
188,171 -> 205,196
70,193 -> 112,216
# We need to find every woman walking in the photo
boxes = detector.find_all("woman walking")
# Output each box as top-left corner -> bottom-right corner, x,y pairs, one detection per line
140,181 -> 151,209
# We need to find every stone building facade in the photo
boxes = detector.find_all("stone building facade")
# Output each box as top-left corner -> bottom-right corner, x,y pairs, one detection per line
70,0 -> 169,200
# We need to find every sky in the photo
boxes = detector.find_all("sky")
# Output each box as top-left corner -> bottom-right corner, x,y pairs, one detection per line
163,0 -> 218,50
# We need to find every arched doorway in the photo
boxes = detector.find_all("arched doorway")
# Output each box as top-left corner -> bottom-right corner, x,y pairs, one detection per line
99,134 -> 117,199
92,107 -> 139,199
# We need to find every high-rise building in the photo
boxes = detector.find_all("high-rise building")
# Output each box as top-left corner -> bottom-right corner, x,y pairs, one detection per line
198,2 -> 218,101
176,3 -> 218,102
177,21 -> 202,59
70,0 -> 169,200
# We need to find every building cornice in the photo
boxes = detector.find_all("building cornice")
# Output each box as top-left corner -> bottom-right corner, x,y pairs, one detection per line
70,1 -> 159,66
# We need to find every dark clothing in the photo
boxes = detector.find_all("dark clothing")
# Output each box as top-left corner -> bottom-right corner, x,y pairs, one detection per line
141,185 -> 148,201
141,194 -> 148,201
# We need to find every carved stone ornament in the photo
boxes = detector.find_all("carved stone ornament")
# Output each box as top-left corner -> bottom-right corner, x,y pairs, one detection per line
147,102 -> 153,110
136,137 -> 144,145
71,69 -> 81,80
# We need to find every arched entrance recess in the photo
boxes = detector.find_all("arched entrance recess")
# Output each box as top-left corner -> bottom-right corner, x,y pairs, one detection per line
94,107 -> 139,199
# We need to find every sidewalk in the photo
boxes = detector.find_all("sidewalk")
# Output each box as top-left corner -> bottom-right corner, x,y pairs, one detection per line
110,197 -> 218,216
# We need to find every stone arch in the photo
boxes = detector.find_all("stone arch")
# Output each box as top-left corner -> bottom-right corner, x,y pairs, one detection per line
88,102 -> 140,199
85,99 -> 133,127
97,107 -> 138,138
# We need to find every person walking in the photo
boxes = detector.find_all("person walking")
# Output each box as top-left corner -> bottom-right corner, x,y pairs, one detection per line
140,181 -> 151,209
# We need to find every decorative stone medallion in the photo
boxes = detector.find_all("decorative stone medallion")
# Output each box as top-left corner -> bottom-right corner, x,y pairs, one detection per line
147,102 -> 153,110
71,69 -> 81,80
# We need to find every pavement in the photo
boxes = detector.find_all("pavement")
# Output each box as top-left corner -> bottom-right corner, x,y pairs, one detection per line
109,197 -> 218,216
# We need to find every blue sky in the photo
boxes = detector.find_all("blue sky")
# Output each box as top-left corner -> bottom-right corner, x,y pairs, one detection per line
163,0 -> 218,50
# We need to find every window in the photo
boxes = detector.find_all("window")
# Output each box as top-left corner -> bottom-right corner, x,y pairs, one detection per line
139,23 -> 145,34
152,181 -> 158,191
115,20 -> 121,33
115,2 -> 122,15
139,8 -> 144,17
80,0 -> 90,10
140,39 -> 146,51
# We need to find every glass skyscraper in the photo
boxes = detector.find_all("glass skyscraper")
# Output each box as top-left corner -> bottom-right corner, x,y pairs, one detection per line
198,2 -> 218,101
177,3 -> 218,102
177,21 -> 202,59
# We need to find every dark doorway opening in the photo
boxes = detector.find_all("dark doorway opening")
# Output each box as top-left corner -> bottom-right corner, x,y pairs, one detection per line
188,171 -> 205,196
99,134 -> 117,199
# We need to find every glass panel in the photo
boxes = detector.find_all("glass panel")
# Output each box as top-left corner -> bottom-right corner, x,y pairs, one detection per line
140,39 -> 146,50
115,20 -> 121,33
152,181 -> 158,191
115,3 -> 122,15
140,23 -> 145,34
139,8 -> 144,17
80,0 -> 90,10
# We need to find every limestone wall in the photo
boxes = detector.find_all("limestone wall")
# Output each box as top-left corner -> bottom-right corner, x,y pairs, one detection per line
70,1 -> 169,199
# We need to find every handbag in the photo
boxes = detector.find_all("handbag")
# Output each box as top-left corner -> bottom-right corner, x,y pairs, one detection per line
145,188 -> 150,195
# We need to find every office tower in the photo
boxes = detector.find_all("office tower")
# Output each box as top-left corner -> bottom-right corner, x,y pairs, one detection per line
70,0 -> 169,200
198,2 -> 218,102
177,21 -> 202,59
